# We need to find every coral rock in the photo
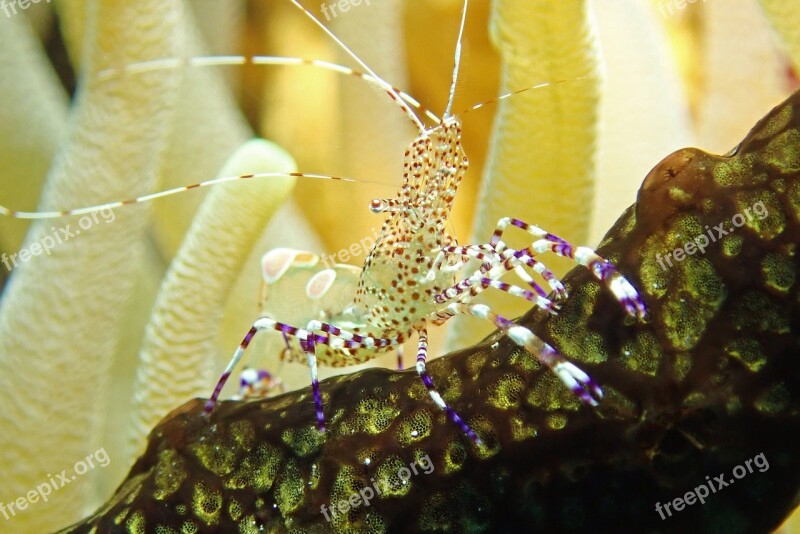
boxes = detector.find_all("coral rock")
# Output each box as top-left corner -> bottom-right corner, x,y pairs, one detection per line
61,90 -> 800,533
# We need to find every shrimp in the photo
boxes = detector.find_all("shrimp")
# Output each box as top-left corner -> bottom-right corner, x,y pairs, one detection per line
0,0 -> 647,445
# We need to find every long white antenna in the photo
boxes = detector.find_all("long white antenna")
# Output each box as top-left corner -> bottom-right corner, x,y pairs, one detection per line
92,56 -> 442,124
288,0 -> 425,132
444,0 -> 469,119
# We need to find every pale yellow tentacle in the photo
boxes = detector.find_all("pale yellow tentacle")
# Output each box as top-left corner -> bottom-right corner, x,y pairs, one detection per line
590,0 -> 695,244
0,13 -> 68,254
148,4 -> 253,258
695,0 -> 790,153
760,0 -> 800,70
325,0 -> 417,254
125,139 -> 296,465
447,0 -> 602,350
0,0 -> 183,530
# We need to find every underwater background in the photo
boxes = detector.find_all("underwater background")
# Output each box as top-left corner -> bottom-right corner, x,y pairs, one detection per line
0,0 -> 799,531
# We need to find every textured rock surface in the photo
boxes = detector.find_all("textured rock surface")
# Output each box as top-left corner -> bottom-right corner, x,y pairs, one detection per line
61,90 -> 800,533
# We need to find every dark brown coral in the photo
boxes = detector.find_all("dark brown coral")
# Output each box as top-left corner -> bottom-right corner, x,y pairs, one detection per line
61,90 -> 800,533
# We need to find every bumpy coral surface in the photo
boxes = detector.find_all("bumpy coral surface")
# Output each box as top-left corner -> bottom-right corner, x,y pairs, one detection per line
61,90 -> 800,533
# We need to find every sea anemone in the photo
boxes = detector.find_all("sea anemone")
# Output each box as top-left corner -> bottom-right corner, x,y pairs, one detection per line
0,0 -> 797,531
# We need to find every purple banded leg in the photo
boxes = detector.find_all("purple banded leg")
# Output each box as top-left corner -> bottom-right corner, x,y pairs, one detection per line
396,344 -> 404,370
508,248 -> 568,300
489,217 -> 646,319
430,245 -> 567,303
530,239 -> 646,319
434,302 -> 603,406
206,316 -> 403,431
433,249 -> 559,312
435,274 -> 558,314
205,317 -> 307,414
426,247 -> 473,282
236,368 -> 285,399
427,244 -> 506,283
489,217 -> 564,249
305,319 -> 402,351
299,320 -> 405,430
304,334 -> 327,433
414,327 -> 481,444
432,247 -> 561,313
300,322 -> 402,432
279,331 -> 294,361
470,245 -> 566,299
430,245 -> 506,281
